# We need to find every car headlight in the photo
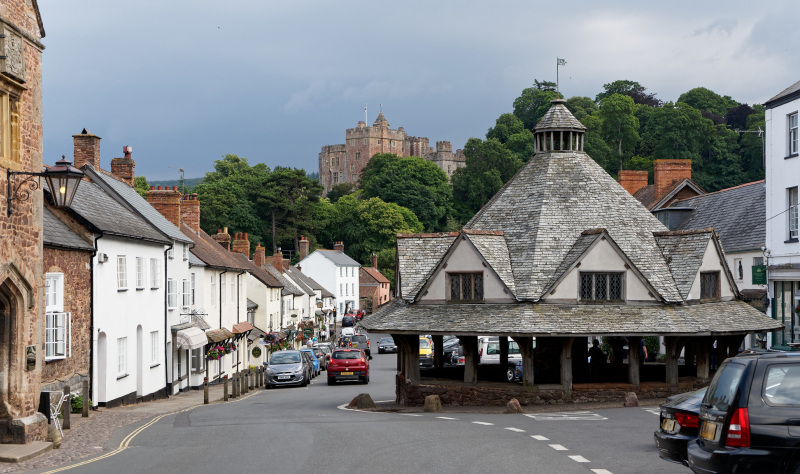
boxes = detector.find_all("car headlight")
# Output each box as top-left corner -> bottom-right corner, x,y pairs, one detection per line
293,366 -> 304,374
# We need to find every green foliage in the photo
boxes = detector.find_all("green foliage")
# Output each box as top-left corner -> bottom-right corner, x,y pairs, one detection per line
513,80 -> 560,130
133,176 -> 150,198
486,113 -> 525,143
359,153 -> 454,232
326,182 -> 356,202
677,87 -> 739,117
565,96 -> 598,121
596,80 -> 662,107
640,102 -> 708,162
70,393 -> 91,413
644,336 -> 660,357
598,94 -> 640,170
580,114 -> 615,173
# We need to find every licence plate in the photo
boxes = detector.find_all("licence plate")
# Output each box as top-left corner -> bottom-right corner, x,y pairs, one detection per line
700,421 -> 717,440
661,419 -> 675,432
341,372 -> 353,375
277,376 -> 290,380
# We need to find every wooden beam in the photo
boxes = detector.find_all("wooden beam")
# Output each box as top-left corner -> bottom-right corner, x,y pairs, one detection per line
560,337 -> 575,397
499,337 -> 509,371
406,335 -> 420,384
664,336 -> 679,389
432,335 -> 443,368
627,336 -> 641,387
461,335 -> 478,384
696,337 -> 710,380
512,336 -> 535,386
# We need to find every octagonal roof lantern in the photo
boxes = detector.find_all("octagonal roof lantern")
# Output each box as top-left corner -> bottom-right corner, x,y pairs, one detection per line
533,99 -> 586,153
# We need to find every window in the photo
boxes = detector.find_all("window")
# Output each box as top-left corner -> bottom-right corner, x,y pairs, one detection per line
45,311 -> 70,360
117,256 -> 127,289
167,246 -> 174,259
391,140 -> 395,147
339,267 -> 342,277
117,337 -> 127,375
150,331 -> 158,365
377,139 -> 382,145
221,274 -> 226,304
579,273 -> 623,301
167,279 -> 178,309
210,274 -> 216,306
734,258 -> 743,281
182,279 -> 190,307
448,273 -> 484,301
191,348 -> 205,373
351,283 -> 355,296
183,244 -> 188,261
763,365 -> 800,406
190,273 -> 196,305
363,138 -> 367,144
136,257 -> 146,289
45,273 -> 63,312
753,257 -> 764,266
789,187 -> 798,240
150,258 -> 161,288
790,112 -> 798,156
700,271 -> 720,300
356,152 -> 360,161
350,139 -> 355,146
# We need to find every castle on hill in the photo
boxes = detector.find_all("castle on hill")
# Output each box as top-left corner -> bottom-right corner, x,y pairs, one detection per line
318,111 -> 465,194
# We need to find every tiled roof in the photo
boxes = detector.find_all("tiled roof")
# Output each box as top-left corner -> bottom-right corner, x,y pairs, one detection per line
263,264 -> 305,296
765,79 -> 800,108
397,233 -> 458,301
465,148 -> 682,303
360,285 -> 378,298
85,166 -> 193,244
654,230 -> 713,299
232,321 -> 256,334
534,99 -> 587,131
227,251 -> 281,288
672,180 -> 765,253
43,207 -> 94,251
284,267 -> 316,296
361,299 -> 783,336
633,184 -> 656,209
360,266 -> 389,284
312,249 -> 361,267
180,223 -> 250,271
467,233 -> 515,294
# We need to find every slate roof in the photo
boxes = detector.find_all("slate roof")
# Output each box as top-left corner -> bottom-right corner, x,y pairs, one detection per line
361,300 -> 782,336
360,266 -> 389,284
464,148 -> 682,303
226,251 -> 281,288
672,180 -> 766,253
284,267 -> 317,296
43,207 -> 94,251
654,230 -> 713,299
84,167 -> 193,244
534,99 -> 586,131
397,233 -> 458,301
765,79 -> 800,108
467,232 -> 515,294
632,178 -> 705,211
263,264 -> 305,296
180,223 -> 250,271
62,180 -> 170,244
312,249 -> 361,267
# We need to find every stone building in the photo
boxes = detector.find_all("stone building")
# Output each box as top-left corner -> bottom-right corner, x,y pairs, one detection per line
0,0 -> 49,443
318,111 -> 465,194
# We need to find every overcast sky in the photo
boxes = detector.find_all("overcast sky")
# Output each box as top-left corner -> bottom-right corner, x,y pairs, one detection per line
38,1 -> 799,181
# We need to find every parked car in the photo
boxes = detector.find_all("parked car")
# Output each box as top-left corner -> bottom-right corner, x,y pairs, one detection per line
514,359 -> 523,381
419,336 -> 433,367
378,336 -> 397,354
687,351 -> 800,473
264,350 -> 311,388
327,348 -> 369,385
300,348 -> 321,377
479,336 -> 522,382
442,336 -> 460,364
342,315 -> 356,327
654,387 -> 707,466
340,327 -> 355,337
354,310 -> 366,321
312,346 -> 328,370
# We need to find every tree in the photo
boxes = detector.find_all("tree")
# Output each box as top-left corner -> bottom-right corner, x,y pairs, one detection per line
359,153 -> 454,232
513,80 -> 560,130
565,96 -> 598,121
639,102 -> 709,162
257,166 -> 324,253
580,114 -> 615,174
725,104 -> 755,132
596,80 -> 662,107
694,124 -> 744,192
326,182 -> 356,202
486,113 -> 525,143
677,87 -> 738,116
598,94 -> 640,171
133,175 -> 150,198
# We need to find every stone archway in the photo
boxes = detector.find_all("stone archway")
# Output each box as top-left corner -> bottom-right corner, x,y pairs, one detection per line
0,281 -> 21,420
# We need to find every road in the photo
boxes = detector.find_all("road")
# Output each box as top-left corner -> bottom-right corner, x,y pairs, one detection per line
31,331 -> 689,474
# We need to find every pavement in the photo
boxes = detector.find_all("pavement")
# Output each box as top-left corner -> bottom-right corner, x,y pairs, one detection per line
0,384 -> 232,473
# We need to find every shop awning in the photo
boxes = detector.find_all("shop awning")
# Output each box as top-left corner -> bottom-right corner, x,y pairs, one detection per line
232,321 -> 256,334
248,327 -> 267,342
175,327 -> 207,349
206,327 -> 235,343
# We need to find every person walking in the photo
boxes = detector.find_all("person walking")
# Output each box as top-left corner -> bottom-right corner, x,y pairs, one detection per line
588,339 -> 606,382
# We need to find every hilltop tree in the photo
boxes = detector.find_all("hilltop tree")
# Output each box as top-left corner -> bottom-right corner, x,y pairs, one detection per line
596,80 -> 662,107
513,80 -> 560,130
326,182 -> 356,203
677,87 -> 738,117
487,113 -> 525,143
599,94 -> 640,171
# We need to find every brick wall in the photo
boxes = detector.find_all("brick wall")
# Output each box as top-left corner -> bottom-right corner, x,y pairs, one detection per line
109,146 -> 135,186
145,186 -> 181,227
180,194 -> 200,234
654,159 -> 692,201
618,170 -> 649,196
231,232 -> 250,256
73,131 -> 101,170
213,228 -> 231,251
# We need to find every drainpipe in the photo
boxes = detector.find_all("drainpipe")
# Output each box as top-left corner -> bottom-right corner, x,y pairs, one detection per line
236,271 -> 245,371
219,269 -> 227,381
90,232 -> 104,408
164,242 -> 173,398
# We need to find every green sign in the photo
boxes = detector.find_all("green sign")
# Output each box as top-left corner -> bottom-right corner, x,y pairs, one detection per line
303,328 -> 313,338
752,265 -> 767,285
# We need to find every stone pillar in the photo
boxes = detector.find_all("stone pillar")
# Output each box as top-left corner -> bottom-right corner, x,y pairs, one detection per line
82,380 -> 90,418
560,338 -> 574,397
61,386 -> 71,430
696,338 -> 710,380
499,337 -> 509,372
223,375 -> 229,401
664,337 -> 680,389
432,335 -> 443,368
627,336 -> 641,387
462,336 -> 478,384
512,336 -> 535,386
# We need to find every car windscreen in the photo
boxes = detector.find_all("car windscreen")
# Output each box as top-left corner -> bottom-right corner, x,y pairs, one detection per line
419,338 -> 431,349
379,338 -> 393,344
270,353 -> 301,364
352,336 -> 367,344
704,362 -> 745,412
333,351 -> 362,360
312,348 -> 324,357
486,343 -> 499,355
316,346 -> 331,354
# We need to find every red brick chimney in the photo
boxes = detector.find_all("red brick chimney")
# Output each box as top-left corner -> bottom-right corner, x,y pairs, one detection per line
231,232 -> 250,256
618,170 -> 648,196
334,241 -> 344,253
654,159 -> 692,201
371,253 -> 378,269
145,185 -> 181,227
180,193 -> 200,234
110,146 -> 135,186
254,243 -> 265,267
213,228 -> 231,251
73,129 -> 101,170
298,235 -> 309,261
272,248 -> 284,272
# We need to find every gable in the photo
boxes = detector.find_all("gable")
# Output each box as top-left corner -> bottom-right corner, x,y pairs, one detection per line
686,238 -> 737,301
417,234 -> 515,303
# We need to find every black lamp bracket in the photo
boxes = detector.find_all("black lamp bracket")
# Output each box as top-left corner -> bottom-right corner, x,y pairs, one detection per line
6,169 -> 45,217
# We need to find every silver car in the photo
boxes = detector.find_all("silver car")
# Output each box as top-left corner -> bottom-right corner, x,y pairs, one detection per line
265,350 -> 311,388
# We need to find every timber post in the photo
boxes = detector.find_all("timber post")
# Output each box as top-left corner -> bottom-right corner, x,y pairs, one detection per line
560,338 -> 574,397
61,386 -> 71,430
627,336 -> 641,387
82,379 -> 89,418
462,335 -> 478,384
223,375 -> 228,401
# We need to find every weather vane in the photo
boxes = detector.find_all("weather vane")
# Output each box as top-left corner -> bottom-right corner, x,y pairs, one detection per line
557,58 -> 567,97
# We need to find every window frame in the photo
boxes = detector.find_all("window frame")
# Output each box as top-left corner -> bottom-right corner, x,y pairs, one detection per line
700,271 -> 721,300
45,311 -> 71,361
45,273 -> 64,312
182,279 -> 190,307
789,187 -> 799,241
167,278 -> 178,310
789,112 -> 798,156
191,348 -> 205,373
446,272 -> 485,302
150,258 -> 161,289
117,256 -> 128,290
578,272 -> 625,302
136,257 -> 146,289
117,337 -> 127,376
150,331 -> 159,366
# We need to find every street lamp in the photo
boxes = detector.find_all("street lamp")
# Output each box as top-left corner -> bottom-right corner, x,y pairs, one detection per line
7,156 -> 83,216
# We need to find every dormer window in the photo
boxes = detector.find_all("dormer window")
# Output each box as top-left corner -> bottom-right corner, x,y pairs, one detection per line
448,273 -> 483,301
580,272 -> 623,301
700,271 -> 720,300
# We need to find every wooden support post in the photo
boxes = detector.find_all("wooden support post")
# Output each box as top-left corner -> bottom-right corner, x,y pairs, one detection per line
82,380 -> 89,418
560,338 -> 574,397
249,368 -> 254,390
61,386 -> 71,430
696,337 -> 710,380
462,335 -> 478,384
203,377 -> 209,405
628,336 -> 641,387
224,375 -> 229,401
499,337 -> 509,372
232,373 -> 238,398
406,335 -> 420,384
391,333 -> 404,375
432,335 -> 443,368
512,336 -> 535,386
664,336 -> 680,389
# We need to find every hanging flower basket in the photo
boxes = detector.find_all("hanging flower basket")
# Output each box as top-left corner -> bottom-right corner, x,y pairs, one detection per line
206,350 -> 220,360
794,304 -> 800,314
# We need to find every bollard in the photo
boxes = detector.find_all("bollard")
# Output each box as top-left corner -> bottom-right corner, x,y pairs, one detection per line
61,386 -> 71,430
82,380 -> 89,418
244,370 -> 249,394
233,373 -> 239,398
258,367 -> 263,387
203,377 -> 209,405
223,375 -> 228,401
249,368 -> 254,390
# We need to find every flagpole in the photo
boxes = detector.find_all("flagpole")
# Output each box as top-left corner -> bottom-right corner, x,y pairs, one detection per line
365,103 -> 367,124
556,58 -> 559,97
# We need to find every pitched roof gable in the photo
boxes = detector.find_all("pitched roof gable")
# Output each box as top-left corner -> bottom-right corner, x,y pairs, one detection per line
180,223 -> 249,271
654,229 -> 713,299
397,232 -> 459,301
650,178 -> 706,211
361,266 -> 389,284
43,207 -> 94,251
313,249 -> 361,266
463,231 -> 515,294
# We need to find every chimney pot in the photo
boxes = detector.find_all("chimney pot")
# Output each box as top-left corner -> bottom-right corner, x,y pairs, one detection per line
654,159 -> 693,203
150,186 -> 155,190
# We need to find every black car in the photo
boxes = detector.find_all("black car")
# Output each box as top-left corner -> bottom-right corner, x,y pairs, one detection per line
377,337 -> 397,354
687,351 -> 800,473
341,315 -> 355,327
654,387 -> 707,466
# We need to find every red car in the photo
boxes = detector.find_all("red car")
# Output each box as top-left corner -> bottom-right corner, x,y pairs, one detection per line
327,348 -> 369,385
354,310 -> 366,321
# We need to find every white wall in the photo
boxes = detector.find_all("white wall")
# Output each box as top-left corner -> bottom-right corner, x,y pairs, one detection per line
297,251 -> 359,318
766,99 -> 800,269
686,240 -> 736,301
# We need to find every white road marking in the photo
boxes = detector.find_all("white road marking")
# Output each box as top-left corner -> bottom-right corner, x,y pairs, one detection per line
549,444 -> 568,451
531,435 -> 549,441
399,413 -> 422,417
437,416 -> 458,420
569,455 -> 590,463
505,427 -> 525,432
591,470 -> 614,474
643,407 -> 661,415
526,411 -> 607,421
472,421 -> 494,426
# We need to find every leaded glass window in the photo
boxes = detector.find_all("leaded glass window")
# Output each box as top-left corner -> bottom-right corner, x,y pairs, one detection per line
700,272 -> 720,300
579,273 -> 624,301
448,273 -> 484,301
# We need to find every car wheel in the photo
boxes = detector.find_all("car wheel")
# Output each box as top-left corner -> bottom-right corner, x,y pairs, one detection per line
327,377 -> 334,386
301,376 -> 308,387
265,383 -> 272,389
506,365 -> 516,382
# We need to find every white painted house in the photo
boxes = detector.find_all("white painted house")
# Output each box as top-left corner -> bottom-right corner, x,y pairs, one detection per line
765,79 -> 800,349
296,242 -> 361,320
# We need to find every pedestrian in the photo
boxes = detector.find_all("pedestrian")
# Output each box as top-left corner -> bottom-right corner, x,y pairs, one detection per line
588,339 -> 605,382
710,339 -> 718,370
640,338 -> 648,364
